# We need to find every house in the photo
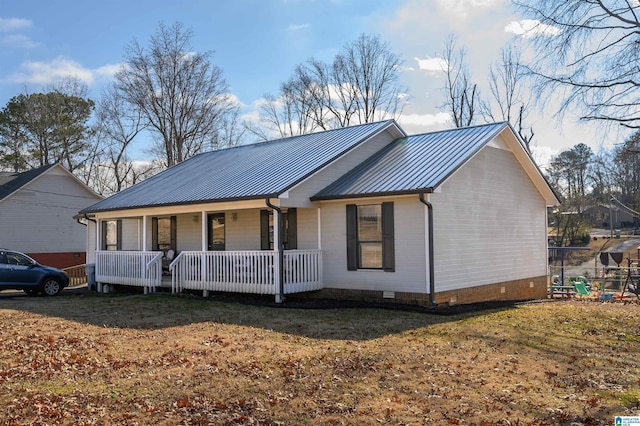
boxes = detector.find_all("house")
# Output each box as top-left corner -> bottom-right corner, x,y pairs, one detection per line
0,164 -> 102,268
582,204 -> 637,229
79,120 -> 559,305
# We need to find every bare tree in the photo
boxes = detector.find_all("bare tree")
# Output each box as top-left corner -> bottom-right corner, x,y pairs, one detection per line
336,34 -> 405,125
115,22 -> 239,167
252,33 -> 407,139
93,85 -> 150,193
515,1 -> 640,128
440,35 -> 479,128
482,44 -> 534,150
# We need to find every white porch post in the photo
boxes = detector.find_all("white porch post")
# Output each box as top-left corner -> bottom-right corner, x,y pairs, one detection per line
95,219 -> 102,293
142,215 -> 148,251
201,211 -> 208,297
273,207 -> 283,303
317,207 -> 322,250
201,211 -> 207,251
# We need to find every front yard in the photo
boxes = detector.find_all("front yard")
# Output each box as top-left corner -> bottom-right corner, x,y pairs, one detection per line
1,294 -> 639,424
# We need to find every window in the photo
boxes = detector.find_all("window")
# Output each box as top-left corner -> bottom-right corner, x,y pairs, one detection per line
5,251 -> 34,266
346,203 -> 394,271
101,220 -> 122,251
208,213 -> 225,251
357,205 -> 382,268
157,218 -> 171,251
260,208 -> 297,250
152,216 -> 176,252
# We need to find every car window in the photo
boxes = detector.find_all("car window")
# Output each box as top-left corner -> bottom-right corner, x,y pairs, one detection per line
6,252 -> 34,266
0,253 -> 6,265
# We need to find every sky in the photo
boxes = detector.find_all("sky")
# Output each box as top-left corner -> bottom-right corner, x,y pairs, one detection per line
0,0 -> 627,167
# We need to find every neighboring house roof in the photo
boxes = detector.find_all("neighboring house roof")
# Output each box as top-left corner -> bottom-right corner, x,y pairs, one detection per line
81,120 -> 404,213
312,122 -> 559,205
0,164 -> 56,202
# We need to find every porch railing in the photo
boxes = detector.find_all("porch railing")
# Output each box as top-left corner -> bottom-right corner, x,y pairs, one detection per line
170,249 -> 323,295
283,249 -> 323,293
95,250 -> 163,292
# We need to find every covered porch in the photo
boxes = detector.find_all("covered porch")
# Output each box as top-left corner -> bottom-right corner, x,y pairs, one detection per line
91,200 -> 323,302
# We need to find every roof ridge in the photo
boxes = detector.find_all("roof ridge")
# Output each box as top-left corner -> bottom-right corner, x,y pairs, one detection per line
406,121 -> 508,139
189,120 -> 397,159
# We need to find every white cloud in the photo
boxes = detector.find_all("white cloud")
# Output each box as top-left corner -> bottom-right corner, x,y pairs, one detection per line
435,0 -> 505,19
0,17 -> 32,32
0,33 -> 38,49
505,19 -> 562,38
8,56 -> 121,86
95,63 -> 123,78
414,56 -> 447,73
398,112 -> 451,134
287,23 -> 310,31
530,144 -> 558,170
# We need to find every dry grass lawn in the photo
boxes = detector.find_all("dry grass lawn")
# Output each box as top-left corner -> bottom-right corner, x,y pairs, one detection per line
1,293 -> 640,425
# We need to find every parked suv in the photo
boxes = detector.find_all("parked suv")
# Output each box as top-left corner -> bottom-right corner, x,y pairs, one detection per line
0,249 -> 69,296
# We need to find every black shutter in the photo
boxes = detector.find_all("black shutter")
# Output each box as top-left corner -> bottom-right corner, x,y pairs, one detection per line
116,219 -> 123,251
287,208 -> 297,250
260,210 -> 270,250
101,221 -> 107,250
170,216 -> 177,250
346,204 -> 357,271
151,217 -> 158,250
382,202 -> 395,272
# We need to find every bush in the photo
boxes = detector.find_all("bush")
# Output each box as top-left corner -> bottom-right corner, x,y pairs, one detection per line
570,231 -> 591,245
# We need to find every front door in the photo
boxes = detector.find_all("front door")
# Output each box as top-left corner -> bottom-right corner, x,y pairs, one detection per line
207,213 -> 225,251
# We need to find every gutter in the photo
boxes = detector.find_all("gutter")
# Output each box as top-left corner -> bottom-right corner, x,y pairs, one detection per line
75,213 -> 97,227
265,198 -> 285,303
419,193 -> 437,306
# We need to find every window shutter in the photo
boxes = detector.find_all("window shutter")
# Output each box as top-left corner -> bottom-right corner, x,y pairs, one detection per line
382,202 -> 395,272
346,204 -> 357,271
260,210 -> 270,250
170,216 -> 177,250
101,221 -> 107,250
287,208 -> 297,250
116,219 -> 123,251
151,217 -> 158,251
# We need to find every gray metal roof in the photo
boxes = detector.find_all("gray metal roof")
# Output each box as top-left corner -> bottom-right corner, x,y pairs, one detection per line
311,122 -> 510,200
82,120 -> 400,213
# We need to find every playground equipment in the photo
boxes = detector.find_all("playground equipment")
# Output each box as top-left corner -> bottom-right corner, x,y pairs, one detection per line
620,257 -> 640,299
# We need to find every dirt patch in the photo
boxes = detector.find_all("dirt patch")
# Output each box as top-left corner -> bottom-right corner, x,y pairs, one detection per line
0,294 -> 639,424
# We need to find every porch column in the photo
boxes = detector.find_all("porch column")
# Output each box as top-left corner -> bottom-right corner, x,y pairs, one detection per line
273,207 -> 283,303
96,219 -> 101,251
317,207 -> 322,250
201,211 -> 207,251
95,219 -> 102,293
142,215 -> 148,251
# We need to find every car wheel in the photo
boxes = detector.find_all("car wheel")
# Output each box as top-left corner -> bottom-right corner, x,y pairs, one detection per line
41,278 -> 61,296
24,289 -> 39,297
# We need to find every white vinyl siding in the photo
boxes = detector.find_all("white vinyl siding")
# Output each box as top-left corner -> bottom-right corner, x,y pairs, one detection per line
296,208 -> 318,250
284,131 -> 397,207
0,167 -> 101,254
120,219 -> 140,250
226,210 -> 261,250
431,143 -> 548,292
320,196 -> 427,293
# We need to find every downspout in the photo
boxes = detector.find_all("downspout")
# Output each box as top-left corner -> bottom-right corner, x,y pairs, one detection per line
265,198 -> 285,303
419,193 -> 437,306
